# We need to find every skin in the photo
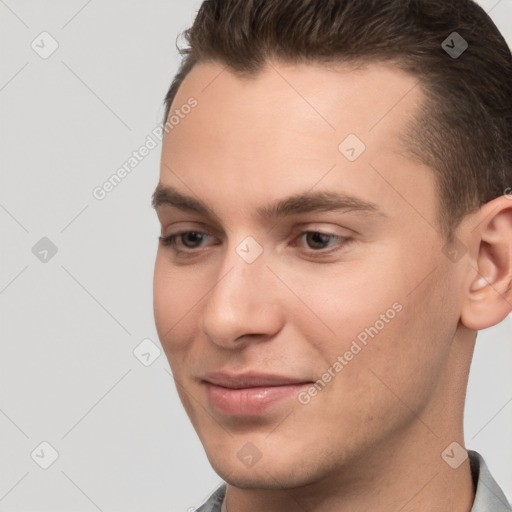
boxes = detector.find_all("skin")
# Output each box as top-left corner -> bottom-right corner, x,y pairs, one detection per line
152,60 -> 512,512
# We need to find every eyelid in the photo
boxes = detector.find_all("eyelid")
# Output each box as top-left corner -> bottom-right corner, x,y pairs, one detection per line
160,219 -> 222,235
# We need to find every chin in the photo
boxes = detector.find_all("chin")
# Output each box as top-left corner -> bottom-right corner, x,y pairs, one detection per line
205,443 -> 333,491
216,465 -> 314,490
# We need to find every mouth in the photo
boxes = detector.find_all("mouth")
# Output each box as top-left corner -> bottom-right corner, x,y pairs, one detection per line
202,372 -> 312,415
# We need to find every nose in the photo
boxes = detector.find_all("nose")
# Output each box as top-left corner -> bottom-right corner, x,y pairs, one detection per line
200,242 -> 285,349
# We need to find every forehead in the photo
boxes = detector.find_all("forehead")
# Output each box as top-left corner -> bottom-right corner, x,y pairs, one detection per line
163,59 -> 423,167
158,60 -> 435,229
170,59 -> 421,133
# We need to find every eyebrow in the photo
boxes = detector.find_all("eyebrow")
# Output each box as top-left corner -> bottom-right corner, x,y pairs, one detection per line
151,183 -> 387,220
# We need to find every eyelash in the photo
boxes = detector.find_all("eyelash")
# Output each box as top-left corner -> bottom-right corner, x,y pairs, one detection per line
158,230 -> 353,257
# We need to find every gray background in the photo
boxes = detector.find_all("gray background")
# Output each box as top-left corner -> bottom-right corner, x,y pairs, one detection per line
1,1 -> 511,510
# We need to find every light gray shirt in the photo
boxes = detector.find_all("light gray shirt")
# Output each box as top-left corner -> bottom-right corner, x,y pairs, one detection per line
195,450 -> 511,512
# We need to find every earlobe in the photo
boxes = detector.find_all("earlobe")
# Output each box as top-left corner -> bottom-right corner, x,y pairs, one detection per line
460,195 -> 512,331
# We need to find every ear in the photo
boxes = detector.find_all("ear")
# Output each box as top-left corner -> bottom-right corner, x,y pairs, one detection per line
460,194 -> 512,330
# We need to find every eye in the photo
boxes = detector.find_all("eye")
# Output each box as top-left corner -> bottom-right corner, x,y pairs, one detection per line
303,231 -> 339,250
179,231 -> 208,248
159,231 -> 216,251
158,229 -> 353,258
298,231 -> 350,251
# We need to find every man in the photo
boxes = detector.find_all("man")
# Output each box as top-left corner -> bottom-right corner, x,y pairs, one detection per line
151,0 -> 512,510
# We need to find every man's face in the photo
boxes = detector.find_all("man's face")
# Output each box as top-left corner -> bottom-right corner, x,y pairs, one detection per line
153,61 -> 469,488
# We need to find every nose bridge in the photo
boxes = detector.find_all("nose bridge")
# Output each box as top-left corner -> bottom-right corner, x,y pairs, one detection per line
212,233 -> 268,302
201,236 -> 282,345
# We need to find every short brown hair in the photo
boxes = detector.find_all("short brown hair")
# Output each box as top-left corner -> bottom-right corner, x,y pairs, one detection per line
162,0 -> 512,243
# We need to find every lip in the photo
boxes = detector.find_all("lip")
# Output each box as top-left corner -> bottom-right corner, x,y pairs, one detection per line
203,371 -> 310,388
202,372 -> 311,416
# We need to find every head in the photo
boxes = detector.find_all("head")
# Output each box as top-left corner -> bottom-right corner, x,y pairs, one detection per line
152,0 -> 512,493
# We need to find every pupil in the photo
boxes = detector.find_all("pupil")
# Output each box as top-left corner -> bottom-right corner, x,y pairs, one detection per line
307,232 -> 329,249
183,232 -> 203,248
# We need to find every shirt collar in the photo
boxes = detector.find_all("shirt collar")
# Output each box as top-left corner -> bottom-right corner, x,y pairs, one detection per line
468,450 -> 511,511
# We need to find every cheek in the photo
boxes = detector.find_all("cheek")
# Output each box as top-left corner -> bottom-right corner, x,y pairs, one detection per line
153,254 -> 201,356
288,250 -> 450,397
284,257 -> 406,355
337,276 -> 453,417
